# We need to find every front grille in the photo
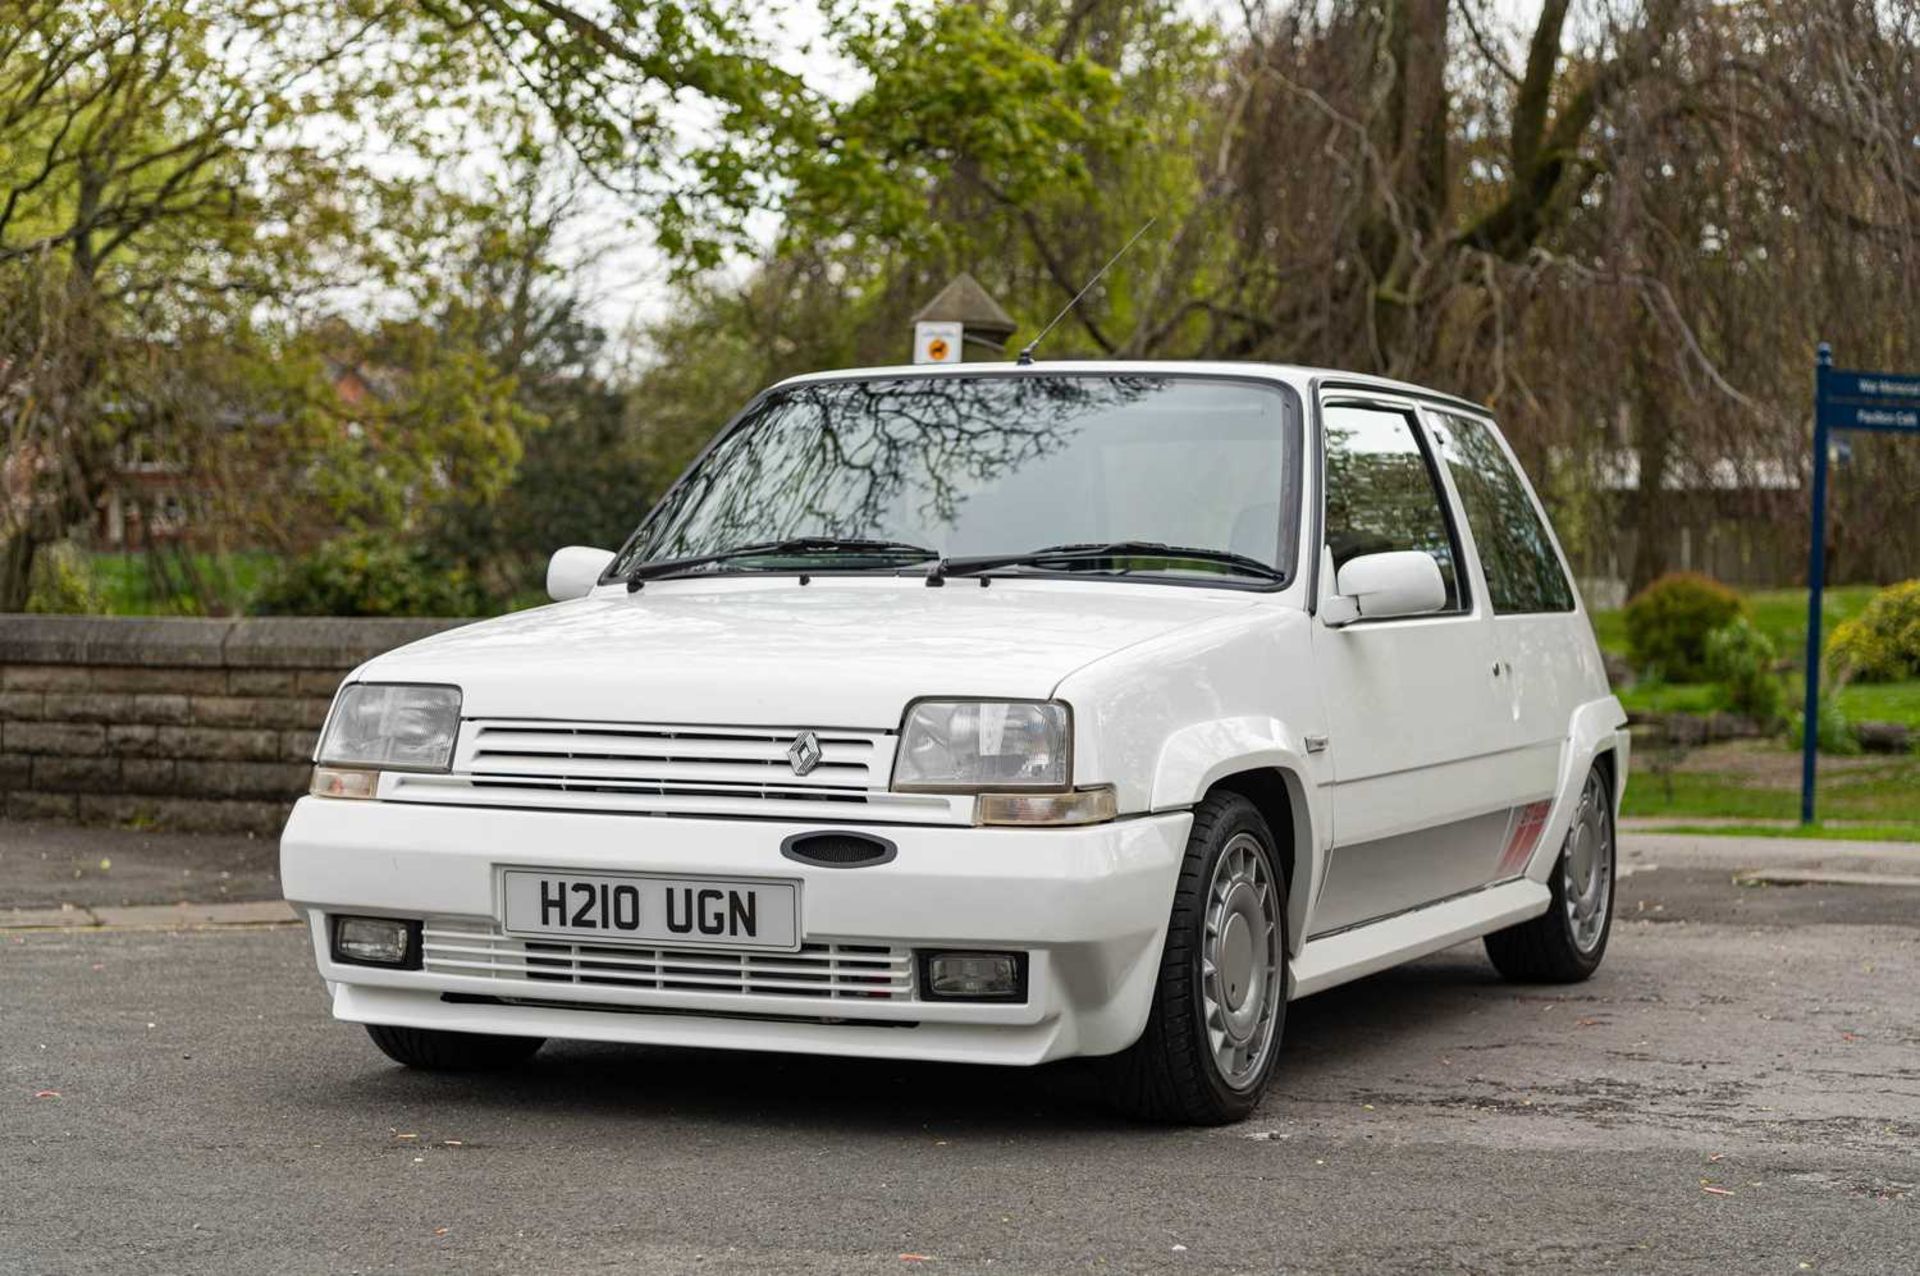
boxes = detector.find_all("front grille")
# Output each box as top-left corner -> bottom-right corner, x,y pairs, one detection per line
420,921 -> 915,1001
385,718 -> 970,824
461,720 -> 881,789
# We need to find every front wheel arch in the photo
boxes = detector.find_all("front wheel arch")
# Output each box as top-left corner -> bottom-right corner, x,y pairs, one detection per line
1108,789 -> 1289,1124
1150,719 -> 1321,958
1208,767 -> 1302,945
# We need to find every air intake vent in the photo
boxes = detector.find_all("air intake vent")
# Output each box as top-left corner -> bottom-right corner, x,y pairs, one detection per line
781,831 -> 897,869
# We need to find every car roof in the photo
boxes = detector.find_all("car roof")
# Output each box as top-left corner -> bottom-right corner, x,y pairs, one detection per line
767,360 -> 1493,419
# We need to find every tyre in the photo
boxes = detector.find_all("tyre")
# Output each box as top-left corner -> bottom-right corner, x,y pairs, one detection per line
1485,762 -> 1616,983
1109,791 -> 1288,1125
364,1023 -> 546,1071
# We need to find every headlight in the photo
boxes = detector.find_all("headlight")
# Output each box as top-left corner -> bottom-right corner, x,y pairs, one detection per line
316,683 -> 461,772
892,699 -> 1070,791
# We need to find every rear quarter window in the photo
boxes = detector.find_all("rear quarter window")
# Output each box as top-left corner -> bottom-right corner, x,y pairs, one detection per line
1430,412 -> 1575,614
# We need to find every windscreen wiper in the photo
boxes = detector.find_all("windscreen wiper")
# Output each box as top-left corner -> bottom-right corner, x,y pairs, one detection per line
625,537 -> 938,589
928,541 -> 1285,586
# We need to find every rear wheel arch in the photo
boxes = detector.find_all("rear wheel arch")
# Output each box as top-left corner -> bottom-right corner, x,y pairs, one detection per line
1592,747 -> 1617,802
1563,696 -> 1630,812
1486,759 -> 1615,983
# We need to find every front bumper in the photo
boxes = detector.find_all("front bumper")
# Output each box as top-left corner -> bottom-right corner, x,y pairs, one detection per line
281,797 -> 1191,1066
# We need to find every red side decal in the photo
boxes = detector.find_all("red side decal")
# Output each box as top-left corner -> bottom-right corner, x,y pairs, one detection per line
1498,800 -> 1553,877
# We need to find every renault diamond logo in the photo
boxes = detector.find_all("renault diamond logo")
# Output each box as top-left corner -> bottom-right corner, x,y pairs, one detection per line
787,730 -> 823,777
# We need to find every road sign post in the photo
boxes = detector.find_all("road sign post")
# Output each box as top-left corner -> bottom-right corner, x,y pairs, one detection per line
1801,343 -> 1920,824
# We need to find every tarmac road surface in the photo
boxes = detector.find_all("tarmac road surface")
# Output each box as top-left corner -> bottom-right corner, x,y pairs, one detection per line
2,823 -> 1916,1274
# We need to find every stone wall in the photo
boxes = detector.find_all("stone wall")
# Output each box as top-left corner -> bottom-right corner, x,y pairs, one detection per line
0,616 -> 468,834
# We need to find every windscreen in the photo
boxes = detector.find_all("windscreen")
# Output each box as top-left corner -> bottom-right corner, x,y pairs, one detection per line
615,374 -> 1301,582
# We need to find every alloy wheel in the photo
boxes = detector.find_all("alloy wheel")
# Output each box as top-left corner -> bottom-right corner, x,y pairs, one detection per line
1199,832 -> 1283,1089
1561,771 -> 1614,954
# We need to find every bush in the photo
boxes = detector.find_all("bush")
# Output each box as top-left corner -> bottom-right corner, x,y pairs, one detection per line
1826,580 -> 1920,684
251,533 -> 490,617
1703,617 -> 1784,723
1789,693 -> 1861,756
1624,572 -> 1745,682
25,542 -> 104,614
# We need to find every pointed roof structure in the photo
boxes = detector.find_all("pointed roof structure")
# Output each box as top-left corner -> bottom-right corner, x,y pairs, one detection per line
913,273 -> 1018,348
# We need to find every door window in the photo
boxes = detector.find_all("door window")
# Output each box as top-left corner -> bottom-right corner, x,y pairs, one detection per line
1320,402 -> 1464,611
1430,412 -> 1575,614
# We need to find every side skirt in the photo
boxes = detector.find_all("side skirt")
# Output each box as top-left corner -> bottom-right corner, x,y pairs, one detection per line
1287,878 -> 1551,999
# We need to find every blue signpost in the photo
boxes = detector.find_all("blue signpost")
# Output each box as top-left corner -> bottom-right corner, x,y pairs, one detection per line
1801,344 -> 1920,823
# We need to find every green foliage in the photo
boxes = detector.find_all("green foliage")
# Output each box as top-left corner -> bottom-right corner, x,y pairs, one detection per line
426,377 -> 648,600
1826,580 -> 1920,684
251,534 -> 489,618
294,323 -> 538,535
448,0 -> 811,270
1586,603 -> 1628,659
24,543 -> 103,614
1624,573 -> 1746,682
628,0 -> 1226,490
1589,585 -> 1885,670
1741,586 -> 1880,668
0,0 -> 555,610
1788,693 -> 1861,757
1613,679 -> 1722,718
780,4 -> 1126,255
88,551 -> 281,617
1704,617 -> 1784,723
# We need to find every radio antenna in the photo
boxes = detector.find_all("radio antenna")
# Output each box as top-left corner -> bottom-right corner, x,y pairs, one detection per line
1015,216 -> 1157,366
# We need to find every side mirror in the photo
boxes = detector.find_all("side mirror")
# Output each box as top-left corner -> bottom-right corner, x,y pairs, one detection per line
1321,550 -> 1446,627
546,546 -> 616,602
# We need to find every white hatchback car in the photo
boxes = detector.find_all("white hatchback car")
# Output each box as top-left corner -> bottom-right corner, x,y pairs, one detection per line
283,362 -> 1628,1124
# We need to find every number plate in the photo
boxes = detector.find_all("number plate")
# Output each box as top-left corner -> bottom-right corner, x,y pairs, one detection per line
500,870 -> 800,951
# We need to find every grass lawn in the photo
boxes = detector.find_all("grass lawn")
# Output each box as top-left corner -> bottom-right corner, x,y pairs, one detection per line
1616,674 -> 1920,728
1742,584 -> 1884,666
1837,680 -> 1920,724
1622,740 -> 1920,826
1634,822 -> 1920,844
90,550 -> 280,616
1614,681 -> 1723,716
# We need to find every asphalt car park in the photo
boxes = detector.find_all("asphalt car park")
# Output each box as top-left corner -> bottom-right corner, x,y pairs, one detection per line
3,823 -> 1916,1274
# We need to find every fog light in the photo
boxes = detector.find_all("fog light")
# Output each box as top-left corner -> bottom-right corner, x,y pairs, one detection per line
921,951 -> 1025,1001
311,766 -> 378,799
331,916 -> 419,968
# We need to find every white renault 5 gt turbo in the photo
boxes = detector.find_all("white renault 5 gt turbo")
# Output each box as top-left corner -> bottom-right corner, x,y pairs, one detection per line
282,362 -> 1628,1124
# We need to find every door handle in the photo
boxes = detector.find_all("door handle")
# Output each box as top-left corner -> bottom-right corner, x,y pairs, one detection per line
1491,660 -> 1508,678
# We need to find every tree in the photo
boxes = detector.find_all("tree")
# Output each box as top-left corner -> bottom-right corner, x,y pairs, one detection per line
408,158 -> 648,597
0,0 -> 397,608
412,0 -> 812,269
1220,0 -> 1915,585
0,0 -> 560,611
619,0 -> 1914,591
620,0 -> 1232,490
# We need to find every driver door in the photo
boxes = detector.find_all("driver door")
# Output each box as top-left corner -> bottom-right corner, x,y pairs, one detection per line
1307,397 -> 1519,935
